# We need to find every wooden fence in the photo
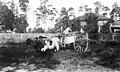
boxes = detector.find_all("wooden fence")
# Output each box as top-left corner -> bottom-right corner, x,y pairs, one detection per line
0,33 -> 59,44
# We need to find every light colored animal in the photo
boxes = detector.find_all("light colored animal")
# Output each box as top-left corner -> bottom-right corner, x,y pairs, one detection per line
41,37 -> 60,52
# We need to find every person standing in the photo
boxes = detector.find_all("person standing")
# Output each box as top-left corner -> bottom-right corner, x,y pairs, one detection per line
34,36 -> 45,56
63,26 -> 72,35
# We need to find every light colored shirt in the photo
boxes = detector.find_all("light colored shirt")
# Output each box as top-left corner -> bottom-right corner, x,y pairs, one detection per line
63,27 -> 72,34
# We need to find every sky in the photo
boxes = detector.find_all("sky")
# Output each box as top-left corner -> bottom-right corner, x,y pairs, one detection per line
1,0 -> 120,31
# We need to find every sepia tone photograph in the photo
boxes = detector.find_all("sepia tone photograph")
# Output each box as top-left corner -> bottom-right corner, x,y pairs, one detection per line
0,0 -> 120,72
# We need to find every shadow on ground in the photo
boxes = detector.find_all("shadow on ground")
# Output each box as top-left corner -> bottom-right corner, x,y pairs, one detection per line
82,41 -> 120,71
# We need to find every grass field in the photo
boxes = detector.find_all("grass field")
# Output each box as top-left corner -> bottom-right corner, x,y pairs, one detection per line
0,42 -> 120,72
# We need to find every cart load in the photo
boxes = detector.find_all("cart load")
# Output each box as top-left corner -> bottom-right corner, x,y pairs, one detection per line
59,32 -> 89,52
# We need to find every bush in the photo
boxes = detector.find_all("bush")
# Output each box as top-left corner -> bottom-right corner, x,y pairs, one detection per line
32,28 -> 45,33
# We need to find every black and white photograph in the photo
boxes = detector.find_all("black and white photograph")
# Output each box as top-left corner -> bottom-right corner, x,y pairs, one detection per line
0,0 -> 120,72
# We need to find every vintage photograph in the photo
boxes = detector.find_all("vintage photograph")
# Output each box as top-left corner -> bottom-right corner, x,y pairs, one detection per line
0,0 -> 120,72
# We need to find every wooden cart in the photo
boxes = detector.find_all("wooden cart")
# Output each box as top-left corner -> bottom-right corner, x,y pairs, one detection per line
60,32 -> 89,52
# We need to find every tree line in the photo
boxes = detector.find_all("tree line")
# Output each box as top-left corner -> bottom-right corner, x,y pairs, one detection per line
0,0 -> 29,33
0,0 -> 120,33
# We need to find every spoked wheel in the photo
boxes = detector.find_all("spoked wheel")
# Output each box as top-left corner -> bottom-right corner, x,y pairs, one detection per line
75,33 -> 89,52
74,42 -> 82,52
74,39 -> 88,52
80,39 -> 88,52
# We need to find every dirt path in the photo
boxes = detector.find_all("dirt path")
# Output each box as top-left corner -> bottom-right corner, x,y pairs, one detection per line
0,49 -> 118,72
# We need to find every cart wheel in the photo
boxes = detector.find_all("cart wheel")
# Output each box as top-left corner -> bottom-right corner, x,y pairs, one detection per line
74,39 -> 88,52
80,39 -> 88,52
74,42 -> 82,52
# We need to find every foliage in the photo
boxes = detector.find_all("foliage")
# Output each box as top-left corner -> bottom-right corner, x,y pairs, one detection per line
32,28 -> 45,33
83,12 -> 99,33
0,2 -> 15,31
100,23 -> 111,33
110,2 -> 120,20
34,0 -> 58,30
47,28 -> 57,33
19,0 -> 29,32
2,10 -> 15,31
7,0 -> 16,12
50,9 -> 99,33
15,15 -> 29,33
94,1 -> 110,15
19,0 -> 29,12
49,7 -> 76,33
84,5 -> 89,11
0,1 -> 29,33
102,6 -> 110,12
49,17 -> 80,33
59,7 -> 75,26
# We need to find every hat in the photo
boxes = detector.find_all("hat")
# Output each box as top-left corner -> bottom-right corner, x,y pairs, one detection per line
39,36 -> 47,38
35,37 -> 39,39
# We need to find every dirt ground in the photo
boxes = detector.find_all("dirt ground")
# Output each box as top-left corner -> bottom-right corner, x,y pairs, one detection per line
0,44 -> 120,72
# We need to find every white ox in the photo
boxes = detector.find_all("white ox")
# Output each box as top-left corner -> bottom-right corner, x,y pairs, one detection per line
41,37 -> 60,52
